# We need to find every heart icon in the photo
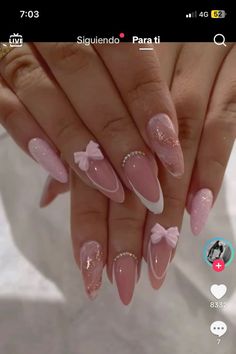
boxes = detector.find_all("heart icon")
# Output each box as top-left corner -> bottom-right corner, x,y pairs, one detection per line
210,284 -> 227,300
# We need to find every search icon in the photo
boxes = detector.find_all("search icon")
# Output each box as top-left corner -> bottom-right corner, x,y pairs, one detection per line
213,34 -> 227,47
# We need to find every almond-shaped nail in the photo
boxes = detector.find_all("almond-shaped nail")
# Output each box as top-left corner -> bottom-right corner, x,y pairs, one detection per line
190,188 -> 213,236
148,223 -> 179,286
147,114 -> 184,177
80,241 -> 104,300
74,140 -> 124,203
113,252 -> 138,305
28,138 -> 68,183
122,151 -> 163,214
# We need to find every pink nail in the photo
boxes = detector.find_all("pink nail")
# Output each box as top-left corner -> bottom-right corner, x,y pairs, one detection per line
113,252 -> 137,305
80,241 -> 104,300
190,188 -> 213,236
147,114 -> 184,177
148,223 -> 179,284
28,138 -> 68,183
122,151 -> 163,214
74,141 -> 124,203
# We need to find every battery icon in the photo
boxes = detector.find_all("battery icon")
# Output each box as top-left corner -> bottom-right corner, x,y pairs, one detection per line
211,10 -> 226,18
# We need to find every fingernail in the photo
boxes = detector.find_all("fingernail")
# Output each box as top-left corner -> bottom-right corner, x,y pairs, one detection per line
122,151 -> 163,214
147,114 -> 184,177
148,223 -> 179,284
80,241 -> 104,300
74,140 -> 124,203
113,252 -> 138,306
28,138 -> 68,183
190,188 -> 213,236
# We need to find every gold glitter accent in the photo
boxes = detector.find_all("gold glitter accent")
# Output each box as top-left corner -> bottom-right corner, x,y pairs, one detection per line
80,241 -> 104,299
152,129 -> 180,147
113,252 -> 138,263
0,43 -> 13,60
122,151 -> 146,167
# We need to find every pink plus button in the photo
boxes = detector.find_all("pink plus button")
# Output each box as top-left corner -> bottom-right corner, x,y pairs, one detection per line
213,259 -> 225,272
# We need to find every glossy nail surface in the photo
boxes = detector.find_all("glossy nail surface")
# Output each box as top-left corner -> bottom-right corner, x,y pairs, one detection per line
122,151 -> 163,214
74,141 -> 124,203
80,241 -> 104,300
113,252 -> 137,305
190,188 -> 213,235
28,138 -> 68,183
147,114 -> 184,177
148,223 -> 179,285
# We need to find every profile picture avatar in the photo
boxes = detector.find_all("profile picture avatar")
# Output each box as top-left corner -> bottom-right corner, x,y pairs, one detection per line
203,238 -> 235,267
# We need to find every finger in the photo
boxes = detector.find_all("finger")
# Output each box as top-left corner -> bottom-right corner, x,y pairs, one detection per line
40,175 -> 69,208
94,43 -> 184,177
155,43 -> 182,86
143,43 -> 231,289
0,44 -> 124,203
40,43 -> 181,207
0,75 -> 68,183
35,42 -> 163,213
107,192 -> 146,305
187,45 -> 236,235
71,170 -> 108,299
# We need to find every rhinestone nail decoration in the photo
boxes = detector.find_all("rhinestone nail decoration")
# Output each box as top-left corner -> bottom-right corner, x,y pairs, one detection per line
122,151 -> 146,167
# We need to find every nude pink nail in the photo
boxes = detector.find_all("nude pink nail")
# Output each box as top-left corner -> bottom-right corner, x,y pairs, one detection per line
147,114 -> 184,177
113,252 -> 137,305
28,138 -> 68,183
148,223 -> 179,285
80,241 -> 104,300
122,151 -> 163,214
74,141 -> 124,203
190,188 -> 213,236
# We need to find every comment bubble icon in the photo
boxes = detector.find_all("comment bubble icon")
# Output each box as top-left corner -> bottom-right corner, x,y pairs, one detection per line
210,321 -> 227,337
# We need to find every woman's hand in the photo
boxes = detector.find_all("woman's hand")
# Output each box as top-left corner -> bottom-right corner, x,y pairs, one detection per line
0,43 -> 184,214
64,43 -> 236,303
144,42 -> 236,289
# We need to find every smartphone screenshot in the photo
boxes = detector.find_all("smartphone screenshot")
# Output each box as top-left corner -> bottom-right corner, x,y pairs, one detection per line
0,3 -> 235,354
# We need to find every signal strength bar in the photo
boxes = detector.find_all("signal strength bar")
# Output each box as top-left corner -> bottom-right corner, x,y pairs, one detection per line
186,11 -> 197,18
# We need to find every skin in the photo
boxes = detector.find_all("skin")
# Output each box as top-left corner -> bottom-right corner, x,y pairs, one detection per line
71,43 -> 236,295
0,43 -> 181,204
0,43 -> 235,302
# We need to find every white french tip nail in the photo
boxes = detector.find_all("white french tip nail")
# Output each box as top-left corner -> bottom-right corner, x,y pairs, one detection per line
131,179 -> 164,214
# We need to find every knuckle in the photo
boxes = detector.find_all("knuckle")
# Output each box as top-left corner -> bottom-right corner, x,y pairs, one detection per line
2,51 -> 45,91
126,70 -> 163,106
76,209 -> 106,224
110,215 -> 143,230
178,115 -> 202,150
101,115 -> 132,139
54,119 -> 79,150
208,100 -> 236,139
50,43 -> 92,73
175,90 -> 203,114
163,193 -> 184,212
174,90 -> 204,149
